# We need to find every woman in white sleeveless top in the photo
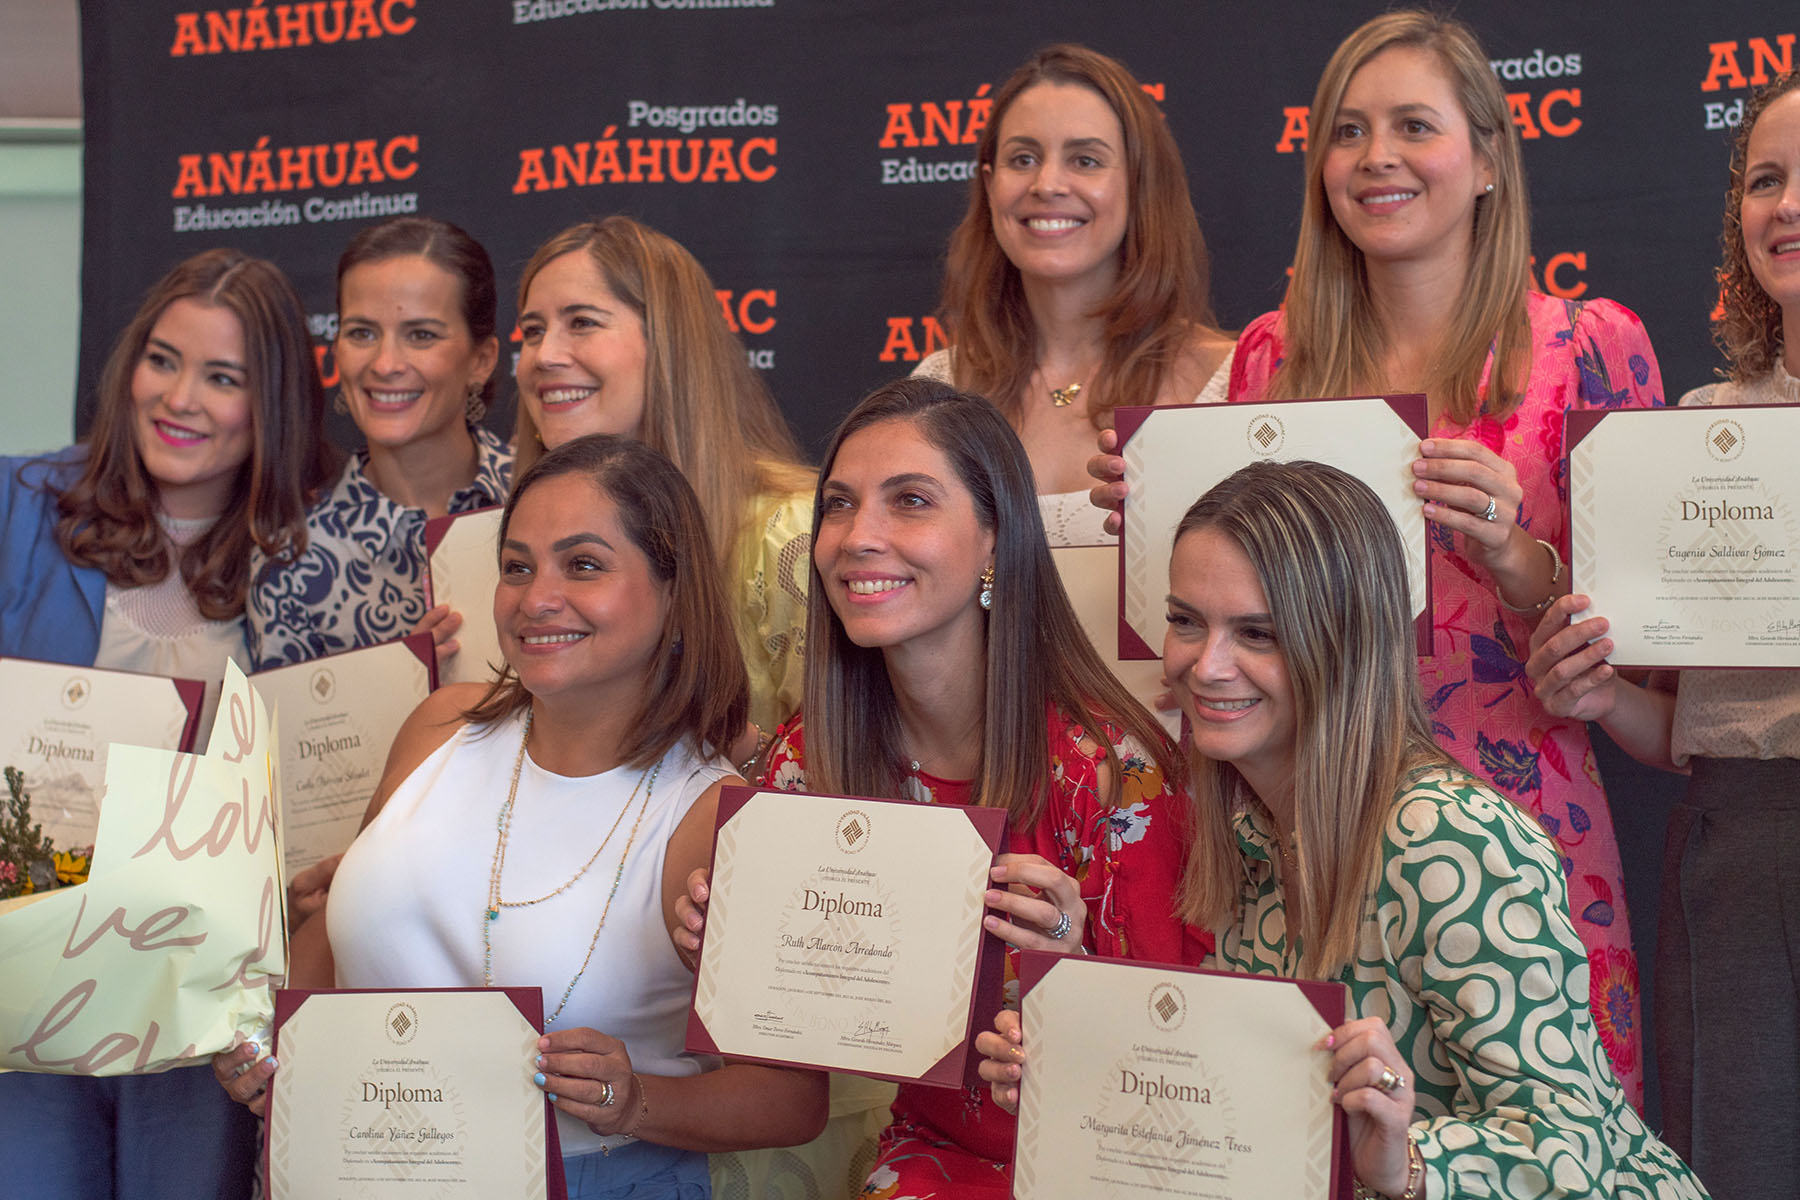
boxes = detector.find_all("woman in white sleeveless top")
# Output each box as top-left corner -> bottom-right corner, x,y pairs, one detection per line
216,434 -> 826,1199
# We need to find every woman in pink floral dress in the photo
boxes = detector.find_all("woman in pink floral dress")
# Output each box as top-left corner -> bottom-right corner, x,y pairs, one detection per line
1225,12 -> 1660,1100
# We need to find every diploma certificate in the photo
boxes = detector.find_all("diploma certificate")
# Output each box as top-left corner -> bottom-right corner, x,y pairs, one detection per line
267,987 -> 565,1200
0,657 -> 201,852
425,506 -> 504,687
1014,953 -> 1348,1200
687,787 -> 1006,1085
253,636 -> 436,883
1569,405 -> 1800,667
1052,546 -> 1178,739
1116,396 -> 1431,659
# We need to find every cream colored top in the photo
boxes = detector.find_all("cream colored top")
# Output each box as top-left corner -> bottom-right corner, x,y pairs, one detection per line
1671,361 -> 1800,764
93,513 -> 246,748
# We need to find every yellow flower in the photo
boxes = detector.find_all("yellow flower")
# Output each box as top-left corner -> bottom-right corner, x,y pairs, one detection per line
54,849 -> 91,887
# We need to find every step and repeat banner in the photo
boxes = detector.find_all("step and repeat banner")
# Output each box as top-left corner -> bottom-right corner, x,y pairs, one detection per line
77,1 -> 1793,453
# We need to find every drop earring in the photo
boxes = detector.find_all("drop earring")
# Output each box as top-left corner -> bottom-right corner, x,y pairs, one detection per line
978,564 -> 995,611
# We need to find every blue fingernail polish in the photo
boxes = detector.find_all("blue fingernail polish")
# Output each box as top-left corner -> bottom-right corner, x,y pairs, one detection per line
535,1055 -> 544,1067
265,1057 -> 278,1071
547,1093 -> 558,1102
533,1072 -> 546,1087
248,1041 -> 260,1057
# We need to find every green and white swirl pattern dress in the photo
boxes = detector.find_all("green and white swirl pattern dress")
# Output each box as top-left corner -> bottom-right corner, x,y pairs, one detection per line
1215,767 -> 1708,1199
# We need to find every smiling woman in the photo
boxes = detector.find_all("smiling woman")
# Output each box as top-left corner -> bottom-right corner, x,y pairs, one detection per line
0,247 -> 333,1200
916,43 -> 1235,540
245,216 -> 509,670
215,434 -> 828,1200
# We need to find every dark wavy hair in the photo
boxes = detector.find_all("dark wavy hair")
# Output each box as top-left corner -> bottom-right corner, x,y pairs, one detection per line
463,433 -> 748,765
53,248 -> 334,619
1716,71 -> 1800,381
802,377 -> 1178,827
938,43 -> 1224,430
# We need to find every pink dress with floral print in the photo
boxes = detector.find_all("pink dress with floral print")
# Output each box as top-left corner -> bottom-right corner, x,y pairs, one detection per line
1227,291 -> 1661,1104
761,708 -> 1209,1199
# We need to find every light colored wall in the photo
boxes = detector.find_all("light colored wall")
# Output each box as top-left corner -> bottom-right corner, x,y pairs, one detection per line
0,137 -> 82,456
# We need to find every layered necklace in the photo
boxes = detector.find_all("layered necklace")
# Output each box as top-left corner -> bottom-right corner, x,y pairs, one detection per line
482,707 -> 661,1026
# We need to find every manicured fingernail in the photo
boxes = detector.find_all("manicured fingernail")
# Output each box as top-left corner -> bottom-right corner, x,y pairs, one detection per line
535,1055 -> 544,1067
264,1057 -> 278,1072
1325,1034 -> 1336,1048
247,1041 -> 260,1057
533,1072 -> 546,1087
547,1093 -> 558,1102
990,865 -> 1007,879
983,915 -> 1001,930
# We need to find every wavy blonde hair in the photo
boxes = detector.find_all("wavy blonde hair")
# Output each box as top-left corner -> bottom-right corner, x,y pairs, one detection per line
1266,10 -> 1532,425
512,217 -> 813,570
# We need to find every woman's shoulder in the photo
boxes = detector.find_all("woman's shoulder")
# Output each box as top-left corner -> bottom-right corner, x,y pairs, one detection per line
1226,311 -> 1285,402
762,712 -> 809,788
1528,290 -> 1651,347
1383,764 -> 1564,878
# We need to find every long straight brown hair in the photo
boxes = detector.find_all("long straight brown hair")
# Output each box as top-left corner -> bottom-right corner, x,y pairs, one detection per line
803,378 -> 1178,827
53,249 -> 335,619
1174,461 -> 1450,980
1265,11 -> 1533,425
939,44 -> 1225,429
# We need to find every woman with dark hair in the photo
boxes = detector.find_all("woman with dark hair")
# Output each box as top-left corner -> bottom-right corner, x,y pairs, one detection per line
0,248 -> 334,1198
676,378 -> 1196,1197
917,43 -> 1233,546
983,461 -> 1706,1200
1528,70 -> 1800,1200
216,434 -> 827,1199
247,215 -> 507,668
512,216 -> 814,736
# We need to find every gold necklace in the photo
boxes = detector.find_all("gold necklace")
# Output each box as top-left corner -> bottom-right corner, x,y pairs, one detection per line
1048,380 -> 1083,407
482,707 -> 662,1025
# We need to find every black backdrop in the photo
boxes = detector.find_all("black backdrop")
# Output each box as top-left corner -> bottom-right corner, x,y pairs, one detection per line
75,0 -> 1798,1124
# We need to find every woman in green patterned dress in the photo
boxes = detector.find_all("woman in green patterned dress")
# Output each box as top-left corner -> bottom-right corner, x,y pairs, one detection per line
979,460 -> 1707,1199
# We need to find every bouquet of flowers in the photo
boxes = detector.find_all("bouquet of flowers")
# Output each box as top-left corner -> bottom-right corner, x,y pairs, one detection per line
0,767 -> 91,900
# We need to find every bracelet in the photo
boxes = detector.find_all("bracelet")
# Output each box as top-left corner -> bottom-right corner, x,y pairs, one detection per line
1496,537 -> 1564,615
619,1071 -> 649,1138
1352,1137 -> 1423,1200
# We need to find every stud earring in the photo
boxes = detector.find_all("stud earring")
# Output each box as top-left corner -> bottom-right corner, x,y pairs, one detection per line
978,564 -> 995,611
1484,182 -> 1495,194
332,388 -> 348,415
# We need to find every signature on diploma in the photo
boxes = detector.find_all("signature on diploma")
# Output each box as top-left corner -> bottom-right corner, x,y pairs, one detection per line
1767,619 -> 1800,634
853,1020 -> 893,1038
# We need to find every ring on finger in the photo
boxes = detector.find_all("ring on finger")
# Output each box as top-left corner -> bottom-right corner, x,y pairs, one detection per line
1376,1067 -> 1406,1094
1045,910 -> 1073,941
599,1081 -> 616,1107
1480,495 -> 1498,522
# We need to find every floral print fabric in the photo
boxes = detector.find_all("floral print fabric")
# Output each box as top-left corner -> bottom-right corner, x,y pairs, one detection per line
1229,293 -> 1661,1102
762,707 -> 1203,1198
246,425 -> 512,668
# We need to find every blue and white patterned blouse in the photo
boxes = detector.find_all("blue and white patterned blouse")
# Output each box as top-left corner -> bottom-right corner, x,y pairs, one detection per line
247,425 -> 512,669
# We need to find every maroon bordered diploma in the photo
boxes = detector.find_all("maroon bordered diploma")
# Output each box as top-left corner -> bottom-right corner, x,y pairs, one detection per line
1014,952 -> 1350,1199
252,634 -> 436,884
1115,396 -> 1432,660
1568,404 -> 1800,668
424,506 -> 504,687
267,986 -> 566,1200
686,785 -> 1006,1086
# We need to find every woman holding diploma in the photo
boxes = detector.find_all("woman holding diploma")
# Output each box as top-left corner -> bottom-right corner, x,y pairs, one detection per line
982,461 -> 1705,1199
1085,9 -> 1662,1098
1526,70 -> 1800,1200
511,217 -> 814,736
915,43 -> 1234,546
675,378 -> 1196,1198
246,215 -> 508,669
216,434 -> 826,1199
0,249 -> 332,1198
